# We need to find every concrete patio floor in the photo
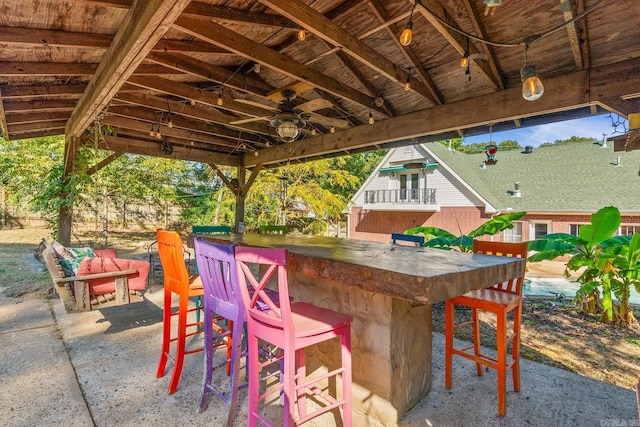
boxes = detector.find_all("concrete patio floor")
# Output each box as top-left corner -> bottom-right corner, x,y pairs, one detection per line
1,284 -> 637,427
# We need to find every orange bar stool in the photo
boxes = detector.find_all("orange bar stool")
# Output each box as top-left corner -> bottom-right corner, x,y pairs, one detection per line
235,246 -> 353,427
155,229 -> 209,394
445,240 -> 527,416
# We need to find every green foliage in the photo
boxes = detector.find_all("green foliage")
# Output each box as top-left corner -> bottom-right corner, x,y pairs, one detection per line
527,206 -> 638,326
539,136 -> 598,147
405,211 -> 526,252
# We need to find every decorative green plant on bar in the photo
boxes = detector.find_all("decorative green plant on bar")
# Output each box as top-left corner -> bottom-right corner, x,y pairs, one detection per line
527,206 -> 639,326
404,211 -> 526,252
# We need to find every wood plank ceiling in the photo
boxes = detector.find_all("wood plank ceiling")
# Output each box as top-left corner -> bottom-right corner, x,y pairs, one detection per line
1,0 -> 640,169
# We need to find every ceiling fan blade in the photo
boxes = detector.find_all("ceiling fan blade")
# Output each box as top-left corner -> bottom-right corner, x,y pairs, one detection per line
267,81 -> 314,101
229,116 -> 270,125
306,113 -> 350,129
234,98 -> 280,112
295,98 -> 332,113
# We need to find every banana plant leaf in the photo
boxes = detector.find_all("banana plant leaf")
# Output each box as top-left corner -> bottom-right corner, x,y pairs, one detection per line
579,206 -> 620,250
405,226 -> 456,240
468,211 -> 526,238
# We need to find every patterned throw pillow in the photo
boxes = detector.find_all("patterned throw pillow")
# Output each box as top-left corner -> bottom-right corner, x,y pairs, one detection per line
51,241 -> 97,276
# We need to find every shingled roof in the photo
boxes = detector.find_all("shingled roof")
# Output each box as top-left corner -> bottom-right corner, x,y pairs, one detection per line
425,140 -> 640,213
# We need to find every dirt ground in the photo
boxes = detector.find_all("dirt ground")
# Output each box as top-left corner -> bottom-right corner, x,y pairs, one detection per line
5,226 -> 640,392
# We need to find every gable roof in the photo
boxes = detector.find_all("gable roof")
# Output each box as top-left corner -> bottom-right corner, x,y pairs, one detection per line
423,141 -> 640,213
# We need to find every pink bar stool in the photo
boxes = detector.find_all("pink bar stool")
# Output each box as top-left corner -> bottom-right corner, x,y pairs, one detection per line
235,246 -> 353,426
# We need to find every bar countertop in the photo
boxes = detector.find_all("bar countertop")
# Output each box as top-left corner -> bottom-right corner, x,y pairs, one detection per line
196,233 -> 526,305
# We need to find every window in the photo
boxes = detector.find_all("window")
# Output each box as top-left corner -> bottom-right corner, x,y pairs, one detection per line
400,175 -> 407,200
530,221 -> 551,240
504,222 -> 523,243
619,225 -> 638,236
569,224 -> 580,236
399,173 -> 419,201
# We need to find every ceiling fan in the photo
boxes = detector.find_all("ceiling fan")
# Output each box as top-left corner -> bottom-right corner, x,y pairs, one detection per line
230,89 -> 350,142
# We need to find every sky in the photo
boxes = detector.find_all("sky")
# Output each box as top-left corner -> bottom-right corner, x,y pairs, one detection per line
462,114 -> 629,148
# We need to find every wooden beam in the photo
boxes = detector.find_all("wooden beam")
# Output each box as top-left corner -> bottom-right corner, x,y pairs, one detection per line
561,0 -> 582,69
186,4 -> 293,28
368,0 -> 443,104
115,92 -> 274,136
7,120 -> 68,134
106,105 -> 265,144
413,0 -> 500,90
3,100 -> 77,112
1,84 -> 87,99
100,115 -> 242,148
5,110 -> 71,125
66,0 -> 193,139
260,0 -> 439,104
147,52 -> 273,96
173,17 -> 386,115
597,98 -> 640,118
0,90 -> 8,139
113,128 -> 239,154
85,152 -> 124,176
9,129 -> 65,140
126,75 -> 269,117
209,164 -> 238,193
94,135 -> 240,166
245,57 -> 640,167
460,0 -> 505,89
240,164 -> 264,197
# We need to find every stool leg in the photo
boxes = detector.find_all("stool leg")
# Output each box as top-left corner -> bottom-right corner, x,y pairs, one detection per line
223,318 -> 244,427
168,295 -> 188,394
284,346 -> 296,427
341,328 -> 352,427
199,308 -> 214,412
472,307 -> 483,377
445,300 -> 454,389
296,348 -> 306,419
512,304 -> 523,392
247,332 -> 260,427
496,309 -> 507,416
156,289 -> 172,378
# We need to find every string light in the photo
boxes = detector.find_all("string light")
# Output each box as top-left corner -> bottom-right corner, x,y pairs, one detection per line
330,125 -> 336,134
460,37 -> 470,68
189,99 -> 196,106
399,1 -> 418,46
156,126 -> 162,139
149,124 -> 155,137
368,111 -> 375,125
520,43 -> 544,101
404,74 -> 411,91
311,127 -> 317,136
297,28 -> 306,41
216,92 -> 224,106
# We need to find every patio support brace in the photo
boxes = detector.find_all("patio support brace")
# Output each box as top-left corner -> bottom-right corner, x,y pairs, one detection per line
58,134 -> 80,247
209,160 -> 263,233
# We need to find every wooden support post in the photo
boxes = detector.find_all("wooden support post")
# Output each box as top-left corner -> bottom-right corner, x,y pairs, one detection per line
58,134 -> 79,246
235,162 -> 246,234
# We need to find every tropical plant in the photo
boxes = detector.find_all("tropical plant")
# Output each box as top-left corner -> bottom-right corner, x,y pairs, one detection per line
527,206 -> 638,326
405,211 -> 526,252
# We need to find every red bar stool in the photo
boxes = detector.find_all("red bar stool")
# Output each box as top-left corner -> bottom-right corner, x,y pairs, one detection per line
155,229 -> 208,394
445,240 -> 527,416
235,246 -> 353,426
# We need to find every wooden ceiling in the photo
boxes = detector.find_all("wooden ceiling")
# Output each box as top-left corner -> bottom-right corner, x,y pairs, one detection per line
1,0 -> 639,169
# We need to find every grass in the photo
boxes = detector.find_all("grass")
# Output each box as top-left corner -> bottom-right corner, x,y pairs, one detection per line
0,228 -> 52,297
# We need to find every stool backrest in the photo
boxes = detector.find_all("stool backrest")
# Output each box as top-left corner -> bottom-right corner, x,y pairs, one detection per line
194,238 -> 242,320
391,233 -> 425,246
235,246 -> 291,333
156,229 -> 190,294
258,225 -> 287,235
192,225 -> 232,234
473,240 -> 527,294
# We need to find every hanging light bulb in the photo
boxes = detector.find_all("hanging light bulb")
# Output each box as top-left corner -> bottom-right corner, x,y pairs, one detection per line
167,116 -> 173,128
156,127 -> 162,139
216,92 -> 224,106
404,75 -> 411,91
189,99 -> 196,106
368,111 -> 375,125
296,28 -> 306,41
149,125 -> 155,137
521,64 -> 544,101
330,126 -> 336,134
311,127 -> 317,136
520,44 -> 544,101
253,63 -> 261,73
399,2 -> 417,46
460,52 -> 469,68
399,22 -> 413,46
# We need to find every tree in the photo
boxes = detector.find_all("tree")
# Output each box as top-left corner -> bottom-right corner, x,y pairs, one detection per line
527,206 -> 638,326
405,211 -> 526,252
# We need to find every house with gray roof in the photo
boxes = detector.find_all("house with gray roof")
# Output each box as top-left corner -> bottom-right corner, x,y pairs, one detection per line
347,140 -> 640,243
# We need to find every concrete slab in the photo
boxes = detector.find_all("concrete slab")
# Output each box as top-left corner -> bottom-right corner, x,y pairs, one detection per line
1,289 -> 638,427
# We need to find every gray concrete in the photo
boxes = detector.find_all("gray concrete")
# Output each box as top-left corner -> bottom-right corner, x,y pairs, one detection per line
0,286 -> 637,427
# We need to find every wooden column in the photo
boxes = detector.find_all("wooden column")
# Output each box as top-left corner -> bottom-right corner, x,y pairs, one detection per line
57,134 -> 79,246
235,163 -> 246,234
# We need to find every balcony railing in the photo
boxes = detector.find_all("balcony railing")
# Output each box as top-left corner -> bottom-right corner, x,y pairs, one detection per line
364,188 -> 437,205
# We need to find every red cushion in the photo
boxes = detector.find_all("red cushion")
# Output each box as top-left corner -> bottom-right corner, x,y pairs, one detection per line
94,249 -> 117,258
76,257 -> 150,295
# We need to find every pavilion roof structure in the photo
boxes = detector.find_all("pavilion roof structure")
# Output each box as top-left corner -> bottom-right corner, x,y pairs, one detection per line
1,0 -> 640,172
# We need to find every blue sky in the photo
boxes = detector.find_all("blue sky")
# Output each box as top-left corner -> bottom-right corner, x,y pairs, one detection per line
462,114 -> 629,148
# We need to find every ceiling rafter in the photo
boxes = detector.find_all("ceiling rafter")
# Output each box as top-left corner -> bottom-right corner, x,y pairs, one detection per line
147,52 -> 274,97
187,4 -> 294,28
368,0 -> 444,105
260,0 -> 440,105
4,100 -> 77,112
66,0 -> 193,139
4,111 -> 71,125
106,105 -> 266,145
114,92 -> 274,137
10,129 -> 66,140
172,16 -> 387,116
114,128 -> 240,154
412,0 -> 500,90
0,91 -> 8,139
561,0 -> 590,70
1,84 -> 88,99
459,0 -> 505,90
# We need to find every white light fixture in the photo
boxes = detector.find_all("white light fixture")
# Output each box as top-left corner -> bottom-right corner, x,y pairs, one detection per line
272,112 -> 305,143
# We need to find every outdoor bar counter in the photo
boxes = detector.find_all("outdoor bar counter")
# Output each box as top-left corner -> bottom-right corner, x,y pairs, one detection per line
198,234 -> 526,426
